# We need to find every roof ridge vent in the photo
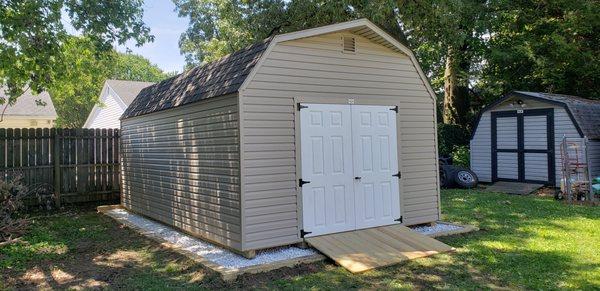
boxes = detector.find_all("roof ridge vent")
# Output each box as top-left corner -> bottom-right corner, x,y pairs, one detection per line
342,35 -> 356,53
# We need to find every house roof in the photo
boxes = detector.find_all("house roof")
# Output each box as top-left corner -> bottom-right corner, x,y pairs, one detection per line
106,79 -> 154,105
0,88 -> 57,118
121,19 -> 436,120
472,91 -> 600,140
121,38 -> 272,119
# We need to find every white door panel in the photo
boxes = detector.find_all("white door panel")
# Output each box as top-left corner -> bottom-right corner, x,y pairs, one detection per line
300,104 -> 355,236
351,106 -> 401,229
301,103 -> 401,237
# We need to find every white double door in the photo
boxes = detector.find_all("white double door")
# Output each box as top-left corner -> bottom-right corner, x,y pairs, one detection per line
300,103 -> 400,237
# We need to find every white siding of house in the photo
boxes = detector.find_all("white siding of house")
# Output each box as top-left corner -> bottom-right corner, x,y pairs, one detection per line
84,89 -> 126,128
470,97 -> 582,186
239,32 -> 439,250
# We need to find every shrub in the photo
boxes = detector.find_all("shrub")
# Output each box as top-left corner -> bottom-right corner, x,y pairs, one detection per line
437,123 -> 471,156
0,175 -> 29,242
451,145 -> 470,168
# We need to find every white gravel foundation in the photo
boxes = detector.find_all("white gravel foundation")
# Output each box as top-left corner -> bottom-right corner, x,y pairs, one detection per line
411,222 -> 463,235
105,209 -> 318,270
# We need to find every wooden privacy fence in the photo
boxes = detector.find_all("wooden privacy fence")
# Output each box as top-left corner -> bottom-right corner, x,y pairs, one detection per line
0,128 -> 120,206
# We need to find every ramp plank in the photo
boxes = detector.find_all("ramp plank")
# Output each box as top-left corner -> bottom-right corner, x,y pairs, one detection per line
305,225 -> 454,273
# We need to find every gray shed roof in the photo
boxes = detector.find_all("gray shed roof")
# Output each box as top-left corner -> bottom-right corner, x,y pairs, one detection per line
121,38 -> 272,119
473,91 -> 600,140
0,88 -> 57,118
106,79 -> 154,105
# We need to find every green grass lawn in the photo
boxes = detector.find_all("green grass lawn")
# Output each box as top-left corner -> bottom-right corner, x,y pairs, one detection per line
1,190 -> 599,289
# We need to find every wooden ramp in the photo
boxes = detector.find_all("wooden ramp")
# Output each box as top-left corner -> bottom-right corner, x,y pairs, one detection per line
305,224 -> 454,273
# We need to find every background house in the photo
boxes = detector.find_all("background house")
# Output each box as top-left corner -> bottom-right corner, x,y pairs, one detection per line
83,79 -> 154,128
0,88 -> 57,128
119,19 -> 440,256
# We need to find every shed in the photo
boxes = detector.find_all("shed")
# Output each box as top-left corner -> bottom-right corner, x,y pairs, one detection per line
470,91 -> 600,186
120,19 -> 440,256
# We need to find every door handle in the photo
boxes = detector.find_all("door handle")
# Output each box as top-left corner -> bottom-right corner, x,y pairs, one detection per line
354,176 -> 362,180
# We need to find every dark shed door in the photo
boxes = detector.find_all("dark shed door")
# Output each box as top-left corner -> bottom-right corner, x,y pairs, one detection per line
491,109 -> 555,185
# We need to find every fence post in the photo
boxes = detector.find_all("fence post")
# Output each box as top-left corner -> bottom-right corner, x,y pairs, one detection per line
53,129 -> 61,208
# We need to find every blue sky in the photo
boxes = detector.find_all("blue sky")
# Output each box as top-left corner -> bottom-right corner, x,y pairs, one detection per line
118,0 -> 188,73
62,0 -> 189,73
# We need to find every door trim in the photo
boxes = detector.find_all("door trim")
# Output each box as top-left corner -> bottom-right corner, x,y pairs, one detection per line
491,108 -> 555,185
294,99 -> 403,238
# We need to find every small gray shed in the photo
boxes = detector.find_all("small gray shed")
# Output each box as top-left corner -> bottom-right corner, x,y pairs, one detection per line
120,19 -> 440,256
470,91 -> 600,186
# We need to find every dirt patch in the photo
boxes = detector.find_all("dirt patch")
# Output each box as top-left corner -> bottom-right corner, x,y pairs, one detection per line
1,213 -> 215,290
230,261 -> 328,288
534,187 -> 559,198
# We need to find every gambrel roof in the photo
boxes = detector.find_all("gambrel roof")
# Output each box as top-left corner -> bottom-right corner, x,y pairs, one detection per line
513,91 -> 600,139
121,19 -> 436,120
121,39 -> 272,119
472,91 -> 600,140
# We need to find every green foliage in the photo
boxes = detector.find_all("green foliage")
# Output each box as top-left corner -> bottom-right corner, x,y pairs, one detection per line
437,123 -> 471,156
2,191 -> 599,289
112,53 -> 175,83
481,0 -> 600,100
451,145 -> 470,168
174,0 -> 411,65
0,0 -> 152,104
173,0 -> 600,128
47,37 -> 112,128
47,39 -> 173,128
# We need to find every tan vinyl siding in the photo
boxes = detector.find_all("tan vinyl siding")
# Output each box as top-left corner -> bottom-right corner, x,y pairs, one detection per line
239,32 -> 439,250
121,95 -> 242,249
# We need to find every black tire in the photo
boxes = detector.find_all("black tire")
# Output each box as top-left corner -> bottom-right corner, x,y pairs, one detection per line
453,168 -> 478,188
440,165 -> 458,188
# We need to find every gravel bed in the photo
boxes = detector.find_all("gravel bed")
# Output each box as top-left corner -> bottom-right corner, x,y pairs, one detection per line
411,222 -> 463,235
106,209 -> 317,270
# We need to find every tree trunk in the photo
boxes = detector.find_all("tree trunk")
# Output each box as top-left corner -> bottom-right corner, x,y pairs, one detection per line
443,47 -> 470,125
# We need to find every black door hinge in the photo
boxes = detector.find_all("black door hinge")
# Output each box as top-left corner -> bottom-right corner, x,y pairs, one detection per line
297,103 -> 308,111
299,179 -> 310,187
392,171 -> 401,178
300,229 -> 312,238
390,106 -> 398,113
394,216 -> 403,223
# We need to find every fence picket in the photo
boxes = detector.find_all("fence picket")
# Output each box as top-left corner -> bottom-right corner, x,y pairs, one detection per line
0,127 -> 120,206
0,129 -> 5,180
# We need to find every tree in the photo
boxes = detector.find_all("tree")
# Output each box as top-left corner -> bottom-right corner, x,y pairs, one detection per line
112,53 -> 176,82
47,37 -> 112,128
48,39 -> 173,128
0,0 -> 152,105
480,0 -> 599,101
174,0 -> 288,64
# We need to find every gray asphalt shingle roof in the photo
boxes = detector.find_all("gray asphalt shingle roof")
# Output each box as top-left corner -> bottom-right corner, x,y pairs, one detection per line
513,91 -> 600,140
0,88 -> 57,118
106,79 -> 154,105
121,38 -> 272,119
